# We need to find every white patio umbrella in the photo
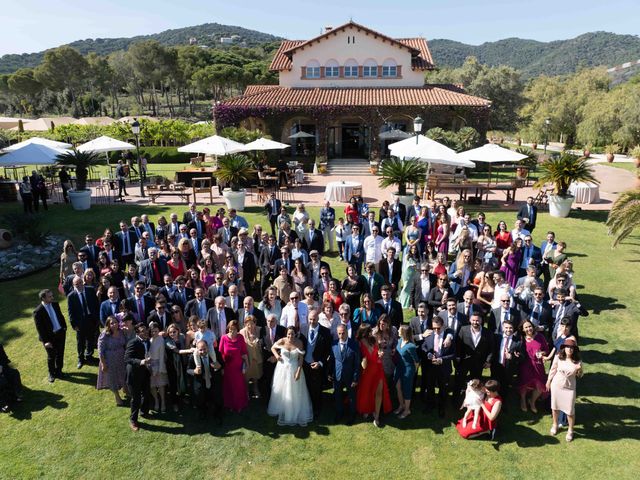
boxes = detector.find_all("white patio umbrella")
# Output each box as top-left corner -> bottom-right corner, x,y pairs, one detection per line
379,129 -> 412,140
458,143 -> 529,184
389,135 -> 474,167
77,136 -> 135,153
242,138 -> 290,151
288,131 -> 315,139
2,137 -> 72,153
0,143 -> 67,166
178,135 -> 245,156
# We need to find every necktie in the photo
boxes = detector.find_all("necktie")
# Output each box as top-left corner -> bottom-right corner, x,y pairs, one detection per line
81,292 -> 89,316
137,298 -> 144,322
386,302 -> 390,314
202,356 -> 211,388
310,329 -> 316,342
421,321 -> 427,333
124,234 -> 130,254
270,328 -> 275,344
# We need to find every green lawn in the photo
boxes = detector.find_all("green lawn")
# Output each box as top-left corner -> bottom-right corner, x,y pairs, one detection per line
597,162 -> 639,174
0,203 -> 639,479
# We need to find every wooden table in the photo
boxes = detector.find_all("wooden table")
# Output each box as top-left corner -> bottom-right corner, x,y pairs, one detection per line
147,188 -> 192,204
426,181 -> 490,203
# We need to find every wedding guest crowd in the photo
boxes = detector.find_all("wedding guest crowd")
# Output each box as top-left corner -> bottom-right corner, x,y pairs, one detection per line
21,196 -> 587,440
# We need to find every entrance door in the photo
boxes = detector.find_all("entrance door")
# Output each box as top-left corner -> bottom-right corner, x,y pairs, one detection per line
341,123 -> 363,158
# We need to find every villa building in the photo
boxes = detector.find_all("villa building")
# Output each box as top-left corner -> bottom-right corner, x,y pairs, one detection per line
214,21 -> 491,160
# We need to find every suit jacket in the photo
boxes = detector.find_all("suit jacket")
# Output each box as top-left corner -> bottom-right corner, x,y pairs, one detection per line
170,287 -> 195,309
491,332 -> 524,374
128,225 -> 143,243
99,299 -> 121,326
206,306 -> 238,339
217,226 -> 239,246
361,272 -> 385,302
551,301 -> 587,340
421,329 -> 456,376
408,315 -> 431,344
378,258 -> 402,287
225,295 -> 245,314
67,287 -> 99,330
277,229 -> 298,247
457,301 -> 480,321
274,256 -> 294,275
237,251 -> 257,284
405,204 -> 421,224
264,198 -> 282,220
259,244 -> 281,275
375,299 -> 403,328
146,310 -> 171,330
124,337 -> 150,384
427,287 -> 454,317
206,283 -> 228,300
361,219 -> 380,239
141,221 -> 156,240
411,275 -> 435,312
133,245 -> 149,266
138,257 -> 169,287
33,302 -> 67,344
188,219 -> 207,239
79,244 -> 102,263
489,306 -> 522,334
261,324 -> 287,360
515,297 -> 552,331
520,245 -> 543,270
391,202 -> 407,223
302,228 -> 324,255
237,307 -> 266,329
344,235 -> 365,265
437,310 -> 469,339
456,326 -> 493,366
301,324 -> 332,366
517,204 -> 538,231
184,298 -> 215,320
125,295 -> 155,323
182,210 -> 198,226
329,338 -> 361,384
515,276 -> 543,290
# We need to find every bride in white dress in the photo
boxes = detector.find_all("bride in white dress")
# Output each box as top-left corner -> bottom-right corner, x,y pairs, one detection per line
267,326 -> 314,426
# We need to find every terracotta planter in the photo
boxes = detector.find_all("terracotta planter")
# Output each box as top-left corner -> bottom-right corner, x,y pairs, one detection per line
606,153 -> 615,163
532,143 -> 538,150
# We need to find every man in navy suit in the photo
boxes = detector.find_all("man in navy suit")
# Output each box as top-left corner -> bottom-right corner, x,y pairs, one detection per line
170,275 -> 194,309
517,196 -> 538,233
302,309 -> 332,417
67,276 -> 99,369
343,224 -> 365,274
421,317 -> 455,416
519,235 -> 542,277
515,286 -> 552,335
125,323 -> 151,431
274,246 -> 294,275
264,192 -> 282,236
328,324 -> 361,425
405,195 -> 422,224
138,248 -> 168,287
79,234 -> 102,264
115,220 -> 137,268
490,320 -> 523,402
489,294 -> 522,334
99,286 -> 121,326
302,219 -> 325,255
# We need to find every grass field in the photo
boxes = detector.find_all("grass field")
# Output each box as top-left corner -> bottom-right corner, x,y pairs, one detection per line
0,202 -> 639,479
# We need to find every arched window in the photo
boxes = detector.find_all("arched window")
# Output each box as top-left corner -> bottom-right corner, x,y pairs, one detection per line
363,58 -> 378,78
344,58 -> 358,78
305,60 -> 320,79
325,59 -> 339,78
382,58 -> 397,78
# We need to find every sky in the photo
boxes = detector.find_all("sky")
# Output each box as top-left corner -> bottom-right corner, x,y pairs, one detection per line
1,0 -> 638,57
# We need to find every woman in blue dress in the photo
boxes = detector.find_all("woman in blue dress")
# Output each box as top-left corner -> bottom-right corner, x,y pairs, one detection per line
399,244 -> 420,308
353,293 -> 382,328
393,325 -> 419,419
416,207 -> 431,254
403,215 -> 422,257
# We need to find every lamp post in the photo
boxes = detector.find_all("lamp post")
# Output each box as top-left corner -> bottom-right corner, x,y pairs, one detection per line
413,115 -> 424,144
131,118 -> 144,198
544,118 -> 550,155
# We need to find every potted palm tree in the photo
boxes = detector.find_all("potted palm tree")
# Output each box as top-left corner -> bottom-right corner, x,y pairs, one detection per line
56,149 -> 103,210
378,158 -> 428,206
216,153 -> 256,211
606,189 -> 640,246
604,144 -> 619,163
534,153 -> 599,218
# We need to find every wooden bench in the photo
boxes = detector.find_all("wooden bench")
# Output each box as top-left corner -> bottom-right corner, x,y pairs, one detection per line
147,188 -> 192,204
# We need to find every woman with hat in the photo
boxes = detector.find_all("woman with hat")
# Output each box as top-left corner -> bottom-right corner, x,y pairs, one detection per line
546,338 -> 583,442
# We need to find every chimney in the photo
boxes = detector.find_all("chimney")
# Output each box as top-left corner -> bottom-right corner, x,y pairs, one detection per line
324,26 -> 333,33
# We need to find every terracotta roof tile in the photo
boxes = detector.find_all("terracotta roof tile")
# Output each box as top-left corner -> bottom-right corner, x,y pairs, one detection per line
220,86 -> 490,108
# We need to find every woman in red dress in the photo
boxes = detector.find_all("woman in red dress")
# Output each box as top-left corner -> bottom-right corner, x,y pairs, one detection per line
344,198 -> 360,225
356,325 -> 391,427
456,379 -> 503,439
494,221 -> 512,254
322,279 -> 345,311
167,250 -> 187,279
218,320 -> 249,412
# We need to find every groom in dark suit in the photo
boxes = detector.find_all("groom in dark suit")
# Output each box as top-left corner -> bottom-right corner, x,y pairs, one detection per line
328,324 -> 361,425
302,309 -> 332,417
125,323 -> 151,431
33,289 -> 67,382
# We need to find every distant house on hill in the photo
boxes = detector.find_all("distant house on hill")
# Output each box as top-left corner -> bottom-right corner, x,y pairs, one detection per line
214,21 -> 491,160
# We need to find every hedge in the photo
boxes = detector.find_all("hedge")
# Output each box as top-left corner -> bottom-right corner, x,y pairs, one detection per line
108,147 -> 191,164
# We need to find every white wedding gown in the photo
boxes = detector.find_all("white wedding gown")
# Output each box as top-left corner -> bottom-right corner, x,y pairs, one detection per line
267,347 -> 314,426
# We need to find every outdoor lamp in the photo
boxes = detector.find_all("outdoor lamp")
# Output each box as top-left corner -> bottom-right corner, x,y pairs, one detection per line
131,118 -> 144,197
413,116 -> 423,144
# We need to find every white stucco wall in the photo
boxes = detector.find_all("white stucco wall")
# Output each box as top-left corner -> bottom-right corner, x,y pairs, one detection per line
279,26 -> 425,87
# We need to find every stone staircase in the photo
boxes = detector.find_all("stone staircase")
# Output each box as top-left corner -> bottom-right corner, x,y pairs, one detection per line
327,157 -> 372,176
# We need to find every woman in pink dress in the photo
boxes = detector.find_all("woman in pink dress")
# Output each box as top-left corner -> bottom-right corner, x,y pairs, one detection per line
434,213 -> 450,258
218,320 -> 249,412
456,379 -> 502,439
518,319 -> 549,413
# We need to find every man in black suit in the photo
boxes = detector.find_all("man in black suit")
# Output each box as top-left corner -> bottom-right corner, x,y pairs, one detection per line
378,247 -> 402,297
328,324 -> 361,425
182,202 -> 198,226
376,286 -> 403,328
264,192 -> 282,236
236,244 -> 256,293
79,234 -> 102,264
361,211 -> 380,239
515,287 -> 552,336
188,339 -> 222,420
405,195 -> 422,224
188,211 -> 207,239
455,312 -> 493,403
185,287 -> 215,321
146,300 -> 171,332
67,276 -> 99,369
421,317 -> 455,416
302,309 -> 332,417
33,289 -> 67,382
62,262 -> 85,296
489,294 -> 521,334
438,298 -> 468,339
302,219 -> 325,255
390,197 -> 407,225
170,275 -> 194,309
274,246 -> 294,275
490,320 -> 523,402
125,323 -> 151,431
551,289 -> 588,342
408,302 -> 431,399
138,248 -> 168,287
77,250 -> 99,279
260,313 -> 287,399
125,281 -> 155,324
517,196 -> 538,233
259,235 -> 280,294
115,220 -> 137,268
457,290 -> 478,322
237,296 -> 266,329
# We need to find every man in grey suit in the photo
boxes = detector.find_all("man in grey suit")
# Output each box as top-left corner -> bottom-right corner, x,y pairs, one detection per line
206,296 -> 237,339
490,294 -> 521,334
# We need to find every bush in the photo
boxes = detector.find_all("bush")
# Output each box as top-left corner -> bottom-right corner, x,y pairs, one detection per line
108,147 -> 191,164
2,212 -> 49,246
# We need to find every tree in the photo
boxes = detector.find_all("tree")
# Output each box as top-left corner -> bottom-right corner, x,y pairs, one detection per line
7,68 -> 43,114
34,46 -> 88,115
606,189 -> 640,247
